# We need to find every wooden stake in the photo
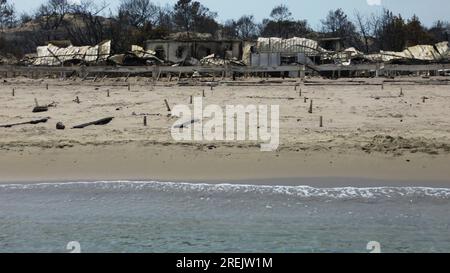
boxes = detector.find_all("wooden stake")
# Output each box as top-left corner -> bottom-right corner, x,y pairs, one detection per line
164,99 -> 171,112
320,116 -> 323,127
12,88 -> 15,96
399,88 -> 404,97
308,99 -> 313,114
202,89 -> 205,97
299,88 -> 302,97
156,70 -> 161,82
143,116 -> 147,126
128,83 -> 131,91
304,97 -> 307,103
46,83 -> 48,90
107,90 -> 110,97
190,95 -> 193,104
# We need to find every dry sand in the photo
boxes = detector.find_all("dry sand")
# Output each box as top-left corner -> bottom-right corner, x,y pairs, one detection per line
1,76 -> 450,186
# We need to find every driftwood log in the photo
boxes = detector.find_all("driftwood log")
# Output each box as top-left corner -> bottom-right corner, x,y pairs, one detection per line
32,99 -> 57,113
32,106 -> 48,113
72,117 -> 114,129
0,117 -> 50,128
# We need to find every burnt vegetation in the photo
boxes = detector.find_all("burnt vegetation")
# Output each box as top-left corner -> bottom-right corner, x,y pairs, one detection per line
0,0 -> 449,58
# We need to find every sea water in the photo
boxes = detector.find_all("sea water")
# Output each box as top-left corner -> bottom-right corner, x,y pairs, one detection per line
0,181 -> 449,253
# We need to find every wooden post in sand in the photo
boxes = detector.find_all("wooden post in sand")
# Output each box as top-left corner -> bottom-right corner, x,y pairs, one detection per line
320,116 -> 323,127
143,116 -> 147,126
107,90 -> 110,97
308,99 -> 313,114
299,88 -> 302,97
304,97 -> 307,103
190,95 -> 193,104
128,83 -> 131,91
202,89 -> 205,97
156,70 -> 161,82
210,84 -> 214,91
12,88 -> 15,97
164,99 -> 171,112
399,88 -> 404,97
46,83 -> 49,90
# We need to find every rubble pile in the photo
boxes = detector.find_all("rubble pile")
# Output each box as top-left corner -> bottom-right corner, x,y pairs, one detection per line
108,45 -> 164,66
0,54 -> 18,65
28,40 -> 111,66
328,42 -> 450,65
200,54 -> 245,66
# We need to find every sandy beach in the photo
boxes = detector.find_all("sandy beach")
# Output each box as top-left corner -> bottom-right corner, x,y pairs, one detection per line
1,76 -> 450,186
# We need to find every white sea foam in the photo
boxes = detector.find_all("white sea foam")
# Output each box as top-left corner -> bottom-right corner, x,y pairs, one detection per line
1,181 -> 449,201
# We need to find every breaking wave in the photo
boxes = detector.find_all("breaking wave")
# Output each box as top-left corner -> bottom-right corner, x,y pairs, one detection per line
1,181 -> 449,201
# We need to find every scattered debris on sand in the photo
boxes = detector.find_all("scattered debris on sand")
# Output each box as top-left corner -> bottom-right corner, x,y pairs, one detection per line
0,118 -> 50,128
173,118 -> 201,129
72,117 -> 114,129
56,122 -> 66,130
362,135 -> 450,155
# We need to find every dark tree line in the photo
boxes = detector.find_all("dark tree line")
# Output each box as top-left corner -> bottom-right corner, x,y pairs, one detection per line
0,0 -> 14,30
0,0 -> 449,57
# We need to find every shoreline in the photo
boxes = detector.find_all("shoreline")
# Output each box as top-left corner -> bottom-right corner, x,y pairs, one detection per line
1,143 -> 449,187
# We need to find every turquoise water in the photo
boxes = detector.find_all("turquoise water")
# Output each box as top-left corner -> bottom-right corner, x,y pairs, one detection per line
0,181 -> 449,253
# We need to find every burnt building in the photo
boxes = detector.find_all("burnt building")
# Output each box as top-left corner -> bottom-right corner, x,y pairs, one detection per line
144,39 -> 247,64
250,37 -> 343,67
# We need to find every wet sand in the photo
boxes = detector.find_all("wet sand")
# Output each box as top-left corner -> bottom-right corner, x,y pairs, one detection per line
1,144 -> 450,187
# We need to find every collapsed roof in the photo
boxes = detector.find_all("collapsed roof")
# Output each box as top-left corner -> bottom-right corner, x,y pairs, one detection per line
32,40 -> 111,66
328,42 -> 450,65
256,37 -> 450,65
364,42 -> 450,63
256,37 -> 328,56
